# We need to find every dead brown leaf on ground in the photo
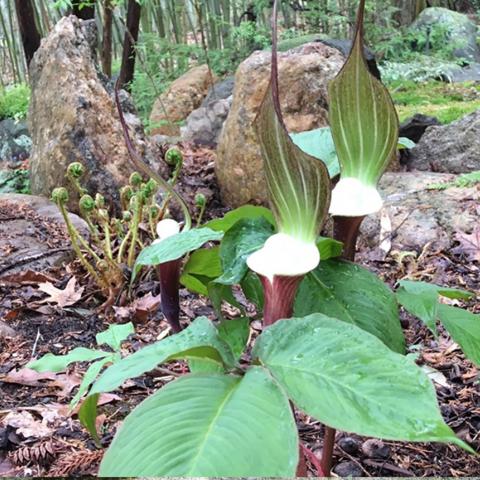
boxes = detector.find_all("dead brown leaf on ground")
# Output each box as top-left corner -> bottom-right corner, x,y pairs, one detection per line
37,277 -> 84,308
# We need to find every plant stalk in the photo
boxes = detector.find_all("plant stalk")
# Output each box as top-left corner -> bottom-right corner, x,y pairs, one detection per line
157,259 -> 182,333
259,274 -> 304,327
321,214 -> 366,476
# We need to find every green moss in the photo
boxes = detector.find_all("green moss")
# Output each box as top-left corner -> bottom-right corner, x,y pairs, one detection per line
388,80 -> 480,124
0,83 -> 31,120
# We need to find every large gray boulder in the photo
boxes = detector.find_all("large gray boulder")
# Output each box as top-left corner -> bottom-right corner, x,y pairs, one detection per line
410,7 -> 480,63
28,16 -> 160,212
408,109 -> 480,173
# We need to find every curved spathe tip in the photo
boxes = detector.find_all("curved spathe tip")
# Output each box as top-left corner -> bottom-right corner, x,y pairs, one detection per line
329,178 -> 383,217
246,233 -> 320,283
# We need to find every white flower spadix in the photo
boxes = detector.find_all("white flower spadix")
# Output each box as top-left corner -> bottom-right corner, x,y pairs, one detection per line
329,178 -> 383,217
247,233 -> 320,283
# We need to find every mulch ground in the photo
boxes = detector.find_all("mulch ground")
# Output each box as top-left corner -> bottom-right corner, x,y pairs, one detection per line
0,145 -> 479,477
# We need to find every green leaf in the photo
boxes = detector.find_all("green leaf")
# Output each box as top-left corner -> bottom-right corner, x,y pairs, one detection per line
96,323 -> 134,351
240,271 -> 264,310
317,236 -> 343,261
79,393 -> 101,446
398,137 -> 416,150
328,0 -> 399,186
216,217 -> 274,285
399,280 -> 473,300
204,205 -> 275,233
133,228 -> 223,280
255,80 -> 331,242
290,127 -> 340,178
254,314 -> 470,450
290,129 -> 415,179
438,304 -> 480,367
180,247 -> 222,295
294,259 -> 405,353
89,317 -> 235,396
218,318 -> 251,361
396,280 -> 473,333
99,368 -> 298,476
27,348 -> 110,373
70,356 -> 114,408
188,357 -> 225,374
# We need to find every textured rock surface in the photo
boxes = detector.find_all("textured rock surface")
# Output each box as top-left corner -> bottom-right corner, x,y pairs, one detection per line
182,97 -> 232,146
0,193 -> 88,275
407,109 -> 480,173
216,42 -> 344,207
149,65 -> 217,136
28,16 -> 159,212
0,119 -> 31,164
410,7 -> 480,62
361,172 -> 479,253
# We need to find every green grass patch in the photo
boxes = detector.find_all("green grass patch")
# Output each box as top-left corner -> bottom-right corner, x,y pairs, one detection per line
0,83 -> 31,121
388,80 -> 480,124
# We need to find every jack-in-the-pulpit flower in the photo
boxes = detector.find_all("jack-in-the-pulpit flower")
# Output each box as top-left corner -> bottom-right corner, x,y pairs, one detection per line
247,0 -> 330,325
328,0 -> 399,218
155,219 -> 182,333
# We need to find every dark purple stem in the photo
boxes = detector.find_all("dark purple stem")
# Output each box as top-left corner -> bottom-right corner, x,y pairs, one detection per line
333,215 -> 366,262
259,274 -> 304,326
157,259 -> 182,333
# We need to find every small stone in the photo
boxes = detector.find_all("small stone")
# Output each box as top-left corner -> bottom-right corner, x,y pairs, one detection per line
0,321 -> 16,338
361,438 -> 391,459
338,436 -> 360,455
333,461 -> 363,477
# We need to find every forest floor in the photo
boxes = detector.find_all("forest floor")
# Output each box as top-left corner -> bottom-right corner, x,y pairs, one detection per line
0,145 -> 479,477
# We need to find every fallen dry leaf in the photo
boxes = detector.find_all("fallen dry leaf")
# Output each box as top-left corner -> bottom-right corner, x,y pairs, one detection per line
0,270 -> 57,285
0,368 -> 81,398
0,368 -> 57,387
452,226 -> 480,262
2,411 -> 53,439
113,292 -> 161,323
37,277 -> 84,308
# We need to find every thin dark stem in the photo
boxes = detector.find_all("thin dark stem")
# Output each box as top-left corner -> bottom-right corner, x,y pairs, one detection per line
321,426 -> 336,476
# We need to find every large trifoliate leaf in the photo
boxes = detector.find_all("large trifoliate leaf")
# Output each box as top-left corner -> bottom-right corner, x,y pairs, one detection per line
294,259 -> 405,353
89,317 -> 235,396
328,0 -> 399,216
99,368 -> 298,476
438,304 -> 480,367
254,314 -> 470,450
133,228 -> 223,280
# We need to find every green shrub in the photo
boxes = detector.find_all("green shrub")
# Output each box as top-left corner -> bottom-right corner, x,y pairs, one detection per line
0,83 -> 31,121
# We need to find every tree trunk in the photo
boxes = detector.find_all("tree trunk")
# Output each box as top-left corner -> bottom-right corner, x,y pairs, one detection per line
118,0 -> 142,90
102,0 -> 113,76
14,0 -> 41,66
72,1 -> 96,20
